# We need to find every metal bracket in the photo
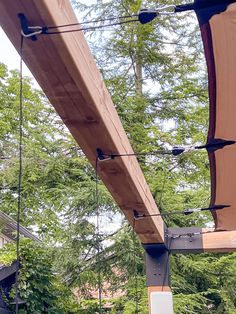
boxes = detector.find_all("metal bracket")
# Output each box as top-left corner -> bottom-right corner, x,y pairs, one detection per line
143,227 -> 205,287
167,227 -> 204,254
143,243 -> 170,287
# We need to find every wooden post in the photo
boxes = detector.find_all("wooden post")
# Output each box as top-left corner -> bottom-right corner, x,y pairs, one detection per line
148,287 -> 173,314
144,244 -> 173,314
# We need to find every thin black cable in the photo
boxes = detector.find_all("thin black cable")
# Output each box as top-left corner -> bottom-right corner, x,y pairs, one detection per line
46,14 -> 139,29
134,210 -> 187,218
95,157 -> 102,314
132,219 -> 139,314
162,236 -> 172,291
102,150 -> 178,158
15,35 -> 24,314
45,19 -> 139,35
168,229 -> 217,239
133,204 -> 229,220
156,165 -> 177,228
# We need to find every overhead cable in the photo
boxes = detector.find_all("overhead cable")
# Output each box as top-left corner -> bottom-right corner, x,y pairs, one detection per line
15,35 -> 24,314
133,204 -> 230,220
95,157 -> 103,313
96,139 -> 236,161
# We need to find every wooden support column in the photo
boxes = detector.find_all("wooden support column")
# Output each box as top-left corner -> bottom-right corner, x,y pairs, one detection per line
148,287 -> 173,314
0,0 -> 165,244
144,244 -> 173,314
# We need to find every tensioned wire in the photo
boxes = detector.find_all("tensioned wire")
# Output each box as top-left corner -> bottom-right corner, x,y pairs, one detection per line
22,14 -> 140,38
95,157 -> 103,313
15,35 -> 24,314
46,14 -> 139,29
45,19 -> 139,35
132,219 -> 139,313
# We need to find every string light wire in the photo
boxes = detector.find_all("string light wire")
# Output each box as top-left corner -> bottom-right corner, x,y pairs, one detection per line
95,157 -> 103,313
132,219 -> 139,313
44,19 -> 139,35
46,14 -> 139,29
15,35 -> 24,314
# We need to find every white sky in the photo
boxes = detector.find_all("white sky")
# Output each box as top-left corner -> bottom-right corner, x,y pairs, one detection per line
0,27 -> 32,75
0,0 -> 98,77
0,0 -> 111,74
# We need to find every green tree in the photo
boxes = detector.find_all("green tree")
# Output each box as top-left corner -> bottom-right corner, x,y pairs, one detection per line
0,239 -> 80,313
68,1 -> 236,313
1,0 -> 236,311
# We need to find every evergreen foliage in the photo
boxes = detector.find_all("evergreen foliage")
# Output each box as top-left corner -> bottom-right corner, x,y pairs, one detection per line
0,0 -> 236,312
0,239 -> 80,313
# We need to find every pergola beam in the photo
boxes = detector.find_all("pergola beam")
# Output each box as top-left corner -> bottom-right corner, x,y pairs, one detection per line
203,229 -> 236,253
168,228 -> 236,253
0,0 -> 165,243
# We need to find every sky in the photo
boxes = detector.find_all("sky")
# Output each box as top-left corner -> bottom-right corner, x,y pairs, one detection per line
0,0 -> 98,78
0,27 -> 32,75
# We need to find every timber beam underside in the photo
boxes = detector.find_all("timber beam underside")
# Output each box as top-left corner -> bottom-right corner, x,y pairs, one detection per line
0,0 -> 164,244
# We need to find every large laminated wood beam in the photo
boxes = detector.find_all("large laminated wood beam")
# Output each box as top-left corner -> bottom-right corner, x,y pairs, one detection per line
0,0 -> 164,243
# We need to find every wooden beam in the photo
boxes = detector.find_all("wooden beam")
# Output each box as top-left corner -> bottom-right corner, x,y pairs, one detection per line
168,228 -> 236,253
0,0 -> 164,243
202,229 -> 236,253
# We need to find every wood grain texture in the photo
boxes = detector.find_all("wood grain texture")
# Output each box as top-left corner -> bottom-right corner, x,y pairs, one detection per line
0,0 -> 164,243
203,230 -> 236,252
169,228 -> 236,253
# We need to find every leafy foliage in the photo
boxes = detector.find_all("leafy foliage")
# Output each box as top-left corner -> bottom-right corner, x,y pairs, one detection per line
0,0 -> 236,312
0,239 -> 80,313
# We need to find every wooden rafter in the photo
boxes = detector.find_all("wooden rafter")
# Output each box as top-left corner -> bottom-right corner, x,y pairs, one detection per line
0,0 -> 165,244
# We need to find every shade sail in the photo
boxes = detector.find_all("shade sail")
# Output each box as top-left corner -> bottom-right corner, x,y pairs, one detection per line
194,0 -> 236,230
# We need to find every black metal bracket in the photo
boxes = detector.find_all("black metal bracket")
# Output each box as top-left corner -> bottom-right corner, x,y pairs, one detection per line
143,243 -> 170,287
196,138 -> 235,153
143,227 -> 205,286
167,227 -> 204,254
96,148 -> 113,161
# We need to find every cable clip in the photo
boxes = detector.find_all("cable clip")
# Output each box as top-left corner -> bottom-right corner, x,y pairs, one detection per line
133,210 -> 145,220
96,148 -> 113,162
156,5 -> 176,15
21,26 -> 45,38
18,13 -> 48,41
138,5 -> 176,24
